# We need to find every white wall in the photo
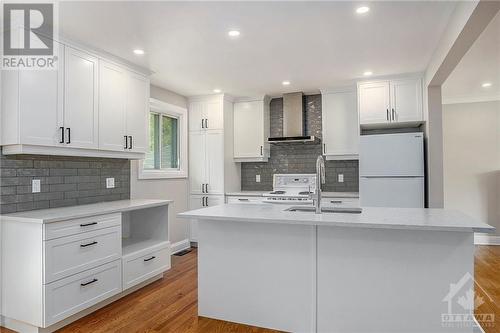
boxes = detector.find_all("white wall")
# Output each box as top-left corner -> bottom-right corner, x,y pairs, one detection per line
130,85 -> 190,245
443,100 -> 500,235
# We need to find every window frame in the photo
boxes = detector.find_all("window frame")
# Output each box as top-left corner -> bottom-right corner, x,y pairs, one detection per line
138,98 -> 188,179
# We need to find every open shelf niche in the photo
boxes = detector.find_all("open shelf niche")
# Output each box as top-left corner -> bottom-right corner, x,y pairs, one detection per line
121,205 -> 169,258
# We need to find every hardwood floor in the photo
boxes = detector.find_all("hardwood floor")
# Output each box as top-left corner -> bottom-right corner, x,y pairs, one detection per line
1,246 -> 499,333
475,246 -> 500,333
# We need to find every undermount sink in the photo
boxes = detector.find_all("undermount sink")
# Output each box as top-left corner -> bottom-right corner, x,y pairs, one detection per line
285,206 -> 363,214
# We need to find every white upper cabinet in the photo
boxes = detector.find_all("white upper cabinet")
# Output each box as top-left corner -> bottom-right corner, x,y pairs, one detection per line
64,46 -> 99,149
233,97 -> 270,162
358,81 -> 390,125
189,101 -> 205,132
390,79 -> 423,123
1,40 -> 150,159
321,89 -> 359,160
125,72 -> 149,153
358,77 -> 423,128
99,60 -> 127,151
189,99 -> 224,132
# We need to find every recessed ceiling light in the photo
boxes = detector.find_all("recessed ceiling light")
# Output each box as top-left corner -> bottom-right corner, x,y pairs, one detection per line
282,81 -> 291,86
482,82 -> 492,88
228,30 -> 240,37
363,71 -> 373,76
356,6 -> 370,14
213,89 -> 222,93
133,49 -> 145,55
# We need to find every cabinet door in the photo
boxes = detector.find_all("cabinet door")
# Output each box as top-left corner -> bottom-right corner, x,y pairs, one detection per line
204,100 -> 223,130
18,43 -> 64,146
322,91 -> 359,158
189,195 -> 205,241
205,131 -> 224,195
205,195 -> 225,207
99,61 -> 127,151
233,101 -> 263,159
390,79 -> 422,123
358,81 -> 390,125
64,46 -> 99,149
189,131 -> 206,194
126,72 -> 149,153
189,101 -> 204,132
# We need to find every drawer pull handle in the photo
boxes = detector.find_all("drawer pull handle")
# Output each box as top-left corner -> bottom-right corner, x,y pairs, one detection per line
80,278 -> 98,287
144,256 -> 156,262
238,198 -> 250,201
80,222 -> 98,227
330,200 -> 342,204
80,241 -> 98,248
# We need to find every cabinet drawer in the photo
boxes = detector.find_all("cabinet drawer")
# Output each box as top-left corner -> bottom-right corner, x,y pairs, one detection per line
44,226 -> 122,283
227,196 -> 264,204
321,198 -> 360,207
122,242 -> 171,290
44,213 -> 121,240
44,260 -> 122,327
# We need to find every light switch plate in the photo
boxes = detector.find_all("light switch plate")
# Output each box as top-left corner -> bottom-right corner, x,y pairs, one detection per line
106,178 -> 115,189
32,179 -> 41,193
256,175 -> 261,183
337,174 -> 344,183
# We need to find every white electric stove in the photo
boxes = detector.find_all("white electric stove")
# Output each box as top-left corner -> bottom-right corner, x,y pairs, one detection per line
262,174 -> 317,205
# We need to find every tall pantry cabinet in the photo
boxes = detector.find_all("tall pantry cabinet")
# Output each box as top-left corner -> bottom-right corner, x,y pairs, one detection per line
188,94 -> 240,242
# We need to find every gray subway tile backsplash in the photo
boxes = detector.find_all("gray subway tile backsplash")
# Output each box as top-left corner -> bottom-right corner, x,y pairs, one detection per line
0,150 -> 130,214
241,94 -> 359,192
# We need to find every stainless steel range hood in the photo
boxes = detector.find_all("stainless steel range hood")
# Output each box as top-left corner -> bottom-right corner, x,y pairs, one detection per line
268,92 -> 315,143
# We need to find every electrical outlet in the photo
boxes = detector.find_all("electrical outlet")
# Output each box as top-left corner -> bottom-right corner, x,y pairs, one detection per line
106,178 -> 115,189
32,179 -> 41,193
337,174 -> 344,183
256,175 -> 261,183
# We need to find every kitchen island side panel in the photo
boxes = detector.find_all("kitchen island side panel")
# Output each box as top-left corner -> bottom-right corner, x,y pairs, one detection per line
317,226 -> 474,333
197,219 -> 315,333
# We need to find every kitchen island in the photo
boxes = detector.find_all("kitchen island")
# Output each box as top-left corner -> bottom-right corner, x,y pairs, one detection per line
179,203 -> 494,333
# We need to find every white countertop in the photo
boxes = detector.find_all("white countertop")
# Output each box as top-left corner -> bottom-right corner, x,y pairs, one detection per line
225,191 -> 359,198
178,203 -> 494,233
0,199 -> 172,224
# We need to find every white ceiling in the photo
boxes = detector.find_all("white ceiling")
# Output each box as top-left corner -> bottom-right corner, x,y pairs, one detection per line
442,12 -> 500,104
59,1 -> 456,98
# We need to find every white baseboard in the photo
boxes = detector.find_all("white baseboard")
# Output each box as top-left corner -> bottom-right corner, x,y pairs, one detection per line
474,234 -> 500,245
171,239 -> 191,254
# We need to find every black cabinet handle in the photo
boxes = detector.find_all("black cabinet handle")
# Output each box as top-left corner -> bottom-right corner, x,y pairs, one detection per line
66,128 -> 71,144
80,222 -> 98,227
238,198 -> 250,202
392,108 -> 395,121
80,278 -> 98,286
80,241 -> 98,248
330,200 -> 342,204
323,143 -> 326,154
386,109 -> 390,121
59,127 -> 65,143
260,146 -> 263,156
205,196 -> 209,206
128,136 -> 133,149
205,119 -> 208,129
202,197 -> 205,207
201,119 -> 204,129
124,136 -> 128,149
144,256 -> 156,262
205,183 -> 208,193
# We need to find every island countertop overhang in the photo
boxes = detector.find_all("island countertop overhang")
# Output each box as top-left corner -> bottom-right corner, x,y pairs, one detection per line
178,203 -> 495,233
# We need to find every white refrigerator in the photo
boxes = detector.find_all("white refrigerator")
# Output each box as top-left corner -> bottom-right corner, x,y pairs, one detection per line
359,132 -> 425,208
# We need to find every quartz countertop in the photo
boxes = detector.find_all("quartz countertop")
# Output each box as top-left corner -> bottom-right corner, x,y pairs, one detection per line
1,199 -> 172,224
178,203 -> 494,233
225,191 -> 359,198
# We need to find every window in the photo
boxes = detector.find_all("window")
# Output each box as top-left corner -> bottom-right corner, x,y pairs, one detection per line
139,99 -> 187,179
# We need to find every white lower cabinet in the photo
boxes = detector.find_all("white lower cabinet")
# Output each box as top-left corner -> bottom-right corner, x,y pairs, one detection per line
44,226 -> 122,284
1,201 -> 171,332
122,242 -> 171,290
189,195 -> 224,242
44,260 -> 122,327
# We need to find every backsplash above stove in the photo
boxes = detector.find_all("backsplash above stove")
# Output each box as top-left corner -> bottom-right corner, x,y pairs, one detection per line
240,94 -> 359,192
